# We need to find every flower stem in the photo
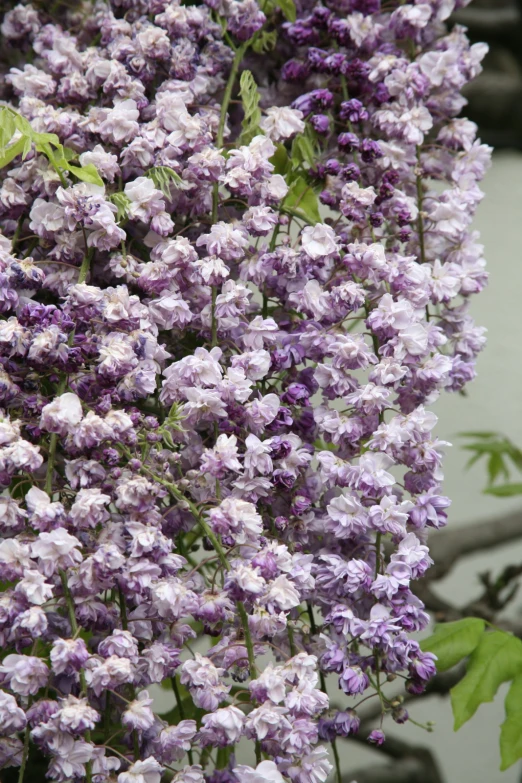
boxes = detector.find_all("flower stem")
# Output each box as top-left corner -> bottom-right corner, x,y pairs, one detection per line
44,249 -> 93,497
17,719 -> 31,783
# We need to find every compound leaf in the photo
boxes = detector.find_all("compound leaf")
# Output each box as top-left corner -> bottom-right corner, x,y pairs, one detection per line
420,618 -> 485,672
451,631 -> 522,730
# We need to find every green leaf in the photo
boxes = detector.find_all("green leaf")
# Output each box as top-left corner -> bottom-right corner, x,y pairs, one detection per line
451,631 -> 522,730
459,431 -> 499,439
252,29 -> 277,53
421,618 -> 485,672
109,193 -> 131,224
275,0 -> 296,21
283,175 -> 321,224
484,483 -> 522,497
291,130 -> 316,168
148,166 -> 182,199
500,674 -> 522,769
270,144 -> 289,175
0,136 -> 25,168
67,162 -> 104,187
0,108 -> 16,148
238,69 -> 262,145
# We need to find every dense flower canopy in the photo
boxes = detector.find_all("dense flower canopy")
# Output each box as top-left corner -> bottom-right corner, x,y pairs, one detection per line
0,0 -> 489,781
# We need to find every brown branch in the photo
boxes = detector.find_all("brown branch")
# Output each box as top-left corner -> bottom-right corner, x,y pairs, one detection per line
346,735 -> 444,783
342,758 -> 436,783
424,509 -> 522,581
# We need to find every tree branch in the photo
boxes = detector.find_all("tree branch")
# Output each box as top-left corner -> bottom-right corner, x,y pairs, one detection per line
424,509 -> 522,580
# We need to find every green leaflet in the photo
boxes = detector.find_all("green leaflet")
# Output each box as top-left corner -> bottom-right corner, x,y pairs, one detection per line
274,0 -> 296,22
451,631 -> 522,730
252,30 -> 277,53
484,483 -> 522,497
238,70 -> 262,146
460,431 -> 522,486
420,617 -> 485,672
0,105 -> 103,185
500,674 -> 522,769
282,175 -> 321,224
66,163 -> 104,187
148,166 -> 183,199
108,193 -> 131,224
0,136 -> 25,169
270,144 -> 290,175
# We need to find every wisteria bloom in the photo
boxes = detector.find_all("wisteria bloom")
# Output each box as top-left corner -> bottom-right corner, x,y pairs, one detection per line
0,0 -> 488,781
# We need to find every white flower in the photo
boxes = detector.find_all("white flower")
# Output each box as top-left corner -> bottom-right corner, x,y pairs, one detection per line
301,224 -> 339,259
30,528 -> 83,576
100,99 -> 140,145
118,757 -> 163,783
235,761 -> 285,783
40,392 -> 83,436
260,107 -> 305,141
122,691 -> 155,731
263,574 -> 301,611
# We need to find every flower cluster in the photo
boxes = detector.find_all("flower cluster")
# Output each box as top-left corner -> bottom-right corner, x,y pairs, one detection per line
0,0 -> 488,782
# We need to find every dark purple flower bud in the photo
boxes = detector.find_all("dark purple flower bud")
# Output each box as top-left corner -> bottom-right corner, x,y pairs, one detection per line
292,93 -> 315,115
338,132 -> 360,152
318,717 -> 336,741
392,706 -> 409,724
284,21 -> 320,46
291,495 -> 312,515
311,6 -> 332,26
274,516 -> 288,531
341,163 -> 361,181
273,470 -> 295,489
339,99 -> 369,123
103,449 -> 121,466
281,59 -> 310,83
307,48 -> 328,72
324,159 -> 342,176
342,57 -> 371,81
281,383 -> 310,406
374,83 -> 390,104
368,729 -> 385,745
270,437 -> 292,459
320,191 -> 337,207
369,212 -> 384,227
334,709 -> 360,737
266,406 -> 293,431
361,139 -> 383,162
395,208 -> 412,227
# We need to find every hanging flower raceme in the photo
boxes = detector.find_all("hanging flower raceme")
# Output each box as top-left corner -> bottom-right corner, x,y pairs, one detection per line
0,0 -> 487,781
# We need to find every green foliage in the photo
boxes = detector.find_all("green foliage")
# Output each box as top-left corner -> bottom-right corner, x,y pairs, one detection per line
485,483 -> 522,497
422,619 -> 522,769
420,617 -> 485,672
282,175 -> 321,224
500,675 -> 522,770
109,192 -> 131,224
0,106 -> 103,186
274,0 -> 296,21
238,70 -> 262,145
451,631 -> 522,730
460,431 -> 522,491
270,143 -> 290,175
252,30 -> 277,53
147,165 -> 183,199
291,127 -> 318,169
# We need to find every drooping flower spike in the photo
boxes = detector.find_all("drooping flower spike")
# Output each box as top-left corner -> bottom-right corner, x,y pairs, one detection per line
0,0 -> 487,781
